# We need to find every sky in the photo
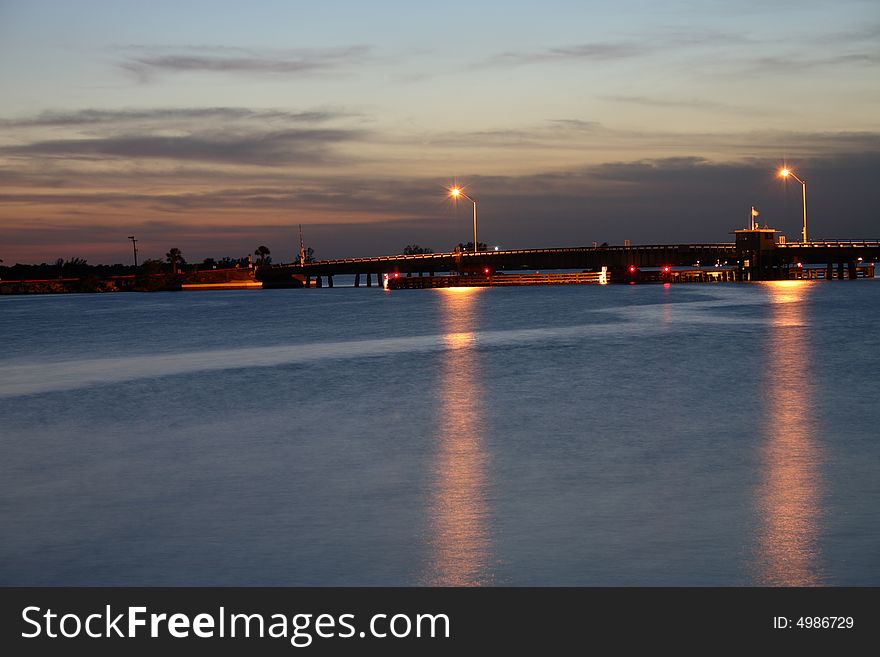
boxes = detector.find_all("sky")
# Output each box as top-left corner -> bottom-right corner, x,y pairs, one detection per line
1,0 -> 878,264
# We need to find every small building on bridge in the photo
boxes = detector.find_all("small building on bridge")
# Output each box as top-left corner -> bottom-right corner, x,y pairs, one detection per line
734,227 -> 779,280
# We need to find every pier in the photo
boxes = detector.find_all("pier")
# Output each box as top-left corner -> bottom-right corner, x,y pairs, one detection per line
387,271 -> 607,289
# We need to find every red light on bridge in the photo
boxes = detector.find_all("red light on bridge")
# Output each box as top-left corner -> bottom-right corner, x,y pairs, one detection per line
628,265 -> 636,273
393,272 -> 399,278
484,267 -> 490,274
662,266 -> 670,273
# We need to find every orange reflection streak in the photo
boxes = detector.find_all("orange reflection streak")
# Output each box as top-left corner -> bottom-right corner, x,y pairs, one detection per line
422,287 -> 494,585
755,281 -> 823,585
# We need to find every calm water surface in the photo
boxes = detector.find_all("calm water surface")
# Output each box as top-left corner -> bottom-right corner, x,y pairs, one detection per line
1,281 -> 878,585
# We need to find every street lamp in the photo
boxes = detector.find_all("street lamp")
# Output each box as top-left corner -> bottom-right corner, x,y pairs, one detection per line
449,186 -> 478,253
127,235 -> 139,267
779,167 -> 808,243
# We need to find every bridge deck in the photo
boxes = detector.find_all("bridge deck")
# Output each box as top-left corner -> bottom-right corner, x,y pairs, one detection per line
259,240 -> 880,283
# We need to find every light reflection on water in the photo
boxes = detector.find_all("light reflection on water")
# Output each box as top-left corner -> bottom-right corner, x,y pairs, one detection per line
754,281 -> 824,585
422,288 -> 494,585
3,283 -> 879,585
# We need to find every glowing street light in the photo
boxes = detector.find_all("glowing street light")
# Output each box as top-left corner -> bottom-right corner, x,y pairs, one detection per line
779,167 -> 808,243
449,186 -> 478,253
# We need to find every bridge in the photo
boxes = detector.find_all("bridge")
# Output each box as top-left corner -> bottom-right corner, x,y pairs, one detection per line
262,243 -> 737,287
260,235 -> 880,287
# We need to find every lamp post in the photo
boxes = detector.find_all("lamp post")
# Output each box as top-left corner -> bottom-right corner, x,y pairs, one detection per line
127,235 -> 139,267
450,187 -> 478,253
779,167 -> 808,243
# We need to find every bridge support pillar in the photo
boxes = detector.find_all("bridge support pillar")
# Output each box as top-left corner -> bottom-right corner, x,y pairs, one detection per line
418,271 -> 423,277
354,273 -> 360,287
328,275 -> 334,288
315,275 -> 322,288
429,271 -> 434,277
848,262 -> 858,280
837,262 -> 845,280
305,275 -> 311,287
366,273 -> 372,287
826,263 -> 834,280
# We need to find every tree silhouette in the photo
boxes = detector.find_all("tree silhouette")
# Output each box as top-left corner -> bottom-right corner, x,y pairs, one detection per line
165,248 -> 184,275
141,259 -> 164,274
254,245 -> 271,267
403,244 -> 433,255
61,257 -> 89,276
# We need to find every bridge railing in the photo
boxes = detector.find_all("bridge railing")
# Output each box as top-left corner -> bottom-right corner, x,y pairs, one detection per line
776,241 -> 880,248
294,243 -> 738,268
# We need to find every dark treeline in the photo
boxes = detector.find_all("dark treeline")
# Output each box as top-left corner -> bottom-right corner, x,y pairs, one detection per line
0,255 -> 257,281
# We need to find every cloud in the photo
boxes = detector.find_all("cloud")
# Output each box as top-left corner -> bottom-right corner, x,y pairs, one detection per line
118,45 -> 372,82
0,179 -> 427,215
0,105 -> 367,168
478,27 -> 749,70
602,95 -> 771,116
801,21 -> 880,46
547,119 -> 603,132
484,42 -> 649,67
745,51 -> 880,74
401,120 -> 605,151
0,107 -> 345,129
401,119 -> 880,160
0,128 -> 362,166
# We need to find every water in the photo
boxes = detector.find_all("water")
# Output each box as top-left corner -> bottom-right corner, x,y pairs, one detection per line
1,281 -> 878,585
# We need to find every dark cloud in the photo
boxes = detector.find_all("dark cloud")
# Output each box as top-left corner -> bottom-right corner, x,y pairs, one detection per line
0,128 -> 363,166
463,152 -> 880,247
0,107 -> 344,128
119,46 -> 371,82
0,181 -> 420,215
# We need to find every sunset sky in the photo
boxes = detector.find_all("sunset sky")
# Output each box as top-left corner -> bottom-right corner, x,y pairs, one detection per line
1,0 -> 878,264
